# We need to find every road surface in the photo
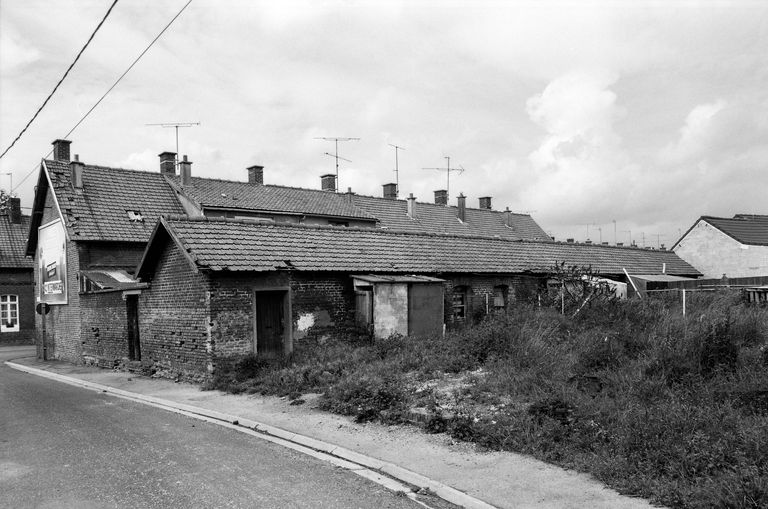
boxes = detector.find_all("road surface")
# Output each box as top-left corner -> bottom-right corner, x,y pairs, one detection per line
0,346 -> 421,509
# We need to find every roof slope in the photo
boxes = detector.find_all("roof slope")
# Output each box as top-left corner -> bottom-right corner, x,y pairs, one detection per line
45,160 -> 185,242
351,195 -> 551,240
0,214 -> 33,268
168,176 -> 376,220
702,215 -> 768,246
140,216 -> 699,277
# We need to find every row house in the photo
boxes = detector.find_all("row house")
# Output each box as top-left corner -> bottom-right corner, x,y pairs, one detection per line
26,139 -> 699,375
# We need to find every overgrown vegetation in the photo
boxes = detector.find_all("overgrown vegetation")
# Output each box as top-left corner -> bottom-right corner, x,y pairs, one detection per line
204,291 -> 768,508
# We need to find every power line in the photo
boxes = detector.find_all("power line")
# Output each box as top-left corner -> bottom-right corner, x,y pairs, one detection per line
11,0 -> 194,194
0,0 -> 120,161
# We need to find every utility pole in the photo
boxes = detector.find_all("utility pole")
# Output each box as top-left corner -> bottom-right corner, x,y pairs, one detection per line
147,122 -> 200,165
612,219 -> 617,245
422,156 -> 465,199
388,143 -> 405,195
594,225 -> 603,244
315,137 -> 359,190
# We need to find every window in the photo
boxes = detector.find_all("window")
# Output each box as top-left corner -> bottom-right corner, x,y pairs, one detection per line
1,295 -> 19,333
452,286 -> 468,321
126,210 -> 144,222
493,285 -> 508,311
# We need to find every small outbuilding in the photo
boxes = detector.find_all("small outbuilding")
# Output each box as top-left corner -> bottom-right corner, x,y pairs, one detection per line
352,275 -> 445,339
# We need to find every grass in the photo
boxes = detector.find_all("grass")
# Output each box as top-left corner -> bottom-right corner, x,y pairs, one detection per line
203,291 -> 768,508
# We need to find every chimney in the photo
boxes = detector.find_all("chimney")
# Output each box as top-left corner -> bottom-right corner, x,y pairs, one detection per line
585,240 -> 593,245
159,151 -> 176,176
382,183 -> 397,200
502,207 -> 513,227
434,189 -> 448,206
70,154 -> 84,189
406,193 -> 416,218
617,242 -> 624,246
457,193 -> 466,222
52,139 -> 72,162
321,174 -> 336,192
247,165 -> 264,185
478,196 -> 492,210
9,197 -> 21,224
566,238 -> 574,243
179,155 -> 192,185
346,187 -> 354,203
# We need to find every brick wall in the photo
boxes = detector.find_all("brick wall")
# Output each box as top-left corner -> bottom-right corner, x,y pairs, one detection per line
138,238 -> 211,378
79,290 -> 129,367
290,273 -> 355,350
0,269 -> 35,344
443,274 -> 544,326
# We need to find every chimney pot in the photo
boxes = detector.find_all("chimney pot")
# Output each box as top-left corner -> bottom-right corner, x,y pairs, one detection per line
478,196 -> 492,210
407,193 -> 417,218
434,189 -> 448,206
321,174 -> 336,192
382,183 -> 397,199
566,238 -> 574,243
247,165 -> 264,185
52,139 -> 72,162
70,155 -> 84,189
9,197 -> 21,224
457,193 -> 466,222
159,151 -> 176,176
179,155 -> 193,185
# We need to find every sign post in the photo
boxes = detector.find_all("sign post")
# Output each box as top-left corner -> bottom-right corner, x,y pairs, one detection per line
36,302 -> 50,360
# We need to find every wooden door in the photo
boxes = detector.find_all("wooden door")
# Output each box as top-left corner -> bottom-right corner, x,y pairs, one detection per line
126,295 -> 141,361
256,291 -> 285,358
355,290 -> 373,328
408,284 -> 444,337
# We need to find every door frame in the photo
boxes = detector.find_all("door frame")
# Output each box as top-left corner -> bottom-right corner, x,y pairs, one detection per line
252,287 -> 292,357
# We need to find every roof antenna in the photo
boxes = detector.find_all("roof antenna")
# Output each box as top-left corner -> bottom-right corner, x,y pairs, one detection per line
388,143 -> 405,195
315,137 -> 359,190
422,156 -> 465,199
146,122 -> 200,166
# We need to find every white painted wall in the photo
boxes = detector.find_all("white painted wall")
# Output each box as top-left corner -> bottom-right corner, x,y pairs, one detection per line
674,220 -> 768,278
373,283 -> 408,339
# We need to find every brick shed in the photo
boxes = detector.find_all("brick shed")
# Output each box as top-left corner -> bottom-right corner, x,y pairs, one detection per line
134,216 -> 702,378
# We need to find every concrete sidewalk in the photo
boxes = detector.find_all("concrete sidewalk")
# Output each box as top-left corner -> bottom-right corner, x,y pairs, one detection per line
7,354 -> 656,509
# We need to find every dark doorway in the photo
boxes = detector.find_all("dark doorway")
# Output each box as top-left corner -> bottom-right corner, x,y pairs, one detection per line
126,295 -> 141,361
408,284 -> 444,337
255,290 -> 286,358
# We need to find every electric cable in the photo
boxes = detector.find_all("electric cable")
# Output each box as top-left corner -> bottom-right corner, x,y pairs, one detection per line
0,0 -> 120,161
9,0 -> 194,194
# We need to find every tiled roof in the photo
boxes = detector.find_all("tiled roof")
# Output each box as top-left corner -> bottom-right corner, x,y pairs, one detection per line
351,194 -> 551,240
702,215 -> 768,246
0,214 -> 33,268
168,176 -> 376,220
45,160 -> 185,242
145,217 -> 700,277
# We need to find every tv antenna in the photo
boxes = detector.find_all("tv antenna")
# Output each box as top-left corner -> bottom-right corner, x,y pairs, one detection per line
422,156 -> 465,198
146,122 -> 200,164
388,143 -> 405,195
315,137 -> 359,190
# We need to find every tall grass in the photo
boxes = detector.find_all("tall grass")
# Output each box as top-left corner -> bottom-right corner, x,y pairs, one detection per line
205,291 -> 768,508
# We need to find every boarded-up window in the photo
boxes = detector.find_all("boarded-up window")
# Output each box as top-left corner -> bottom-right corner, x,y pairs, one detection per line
452,286 -> 468,321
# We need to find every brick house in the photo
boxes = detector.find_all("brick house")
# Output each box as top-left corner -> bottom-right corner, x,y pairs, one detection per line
673,214 -> 768,278
133,216 -> 700,378
0,197 -> 34,344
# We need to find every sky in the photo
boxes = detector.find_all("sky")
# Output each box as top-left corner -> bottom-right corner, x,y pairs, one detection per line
1,0 -> 767,248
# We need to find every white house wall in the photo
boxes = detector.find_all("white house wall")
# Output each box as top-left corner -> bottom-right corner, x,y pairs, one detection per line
674,220 -> 768,278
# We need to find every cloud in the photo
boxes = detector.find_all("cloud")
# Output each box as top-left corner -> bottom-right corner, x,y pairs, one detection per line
0,28 -> 40,74
661,99 -> 726,163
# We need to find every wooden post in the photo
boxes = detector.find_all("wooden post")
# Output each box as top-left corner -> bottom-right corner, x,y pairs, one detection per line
682,288 -> 686,317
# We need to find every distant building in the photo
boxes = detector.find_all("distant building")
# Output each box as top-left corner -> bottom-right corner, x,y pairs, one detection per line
673,215 -> 768,278
0,196 -> 34,344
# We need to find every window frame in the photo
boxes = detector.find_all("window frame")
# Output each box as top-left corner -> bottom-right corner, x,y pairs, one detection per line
0,294 -> 20,333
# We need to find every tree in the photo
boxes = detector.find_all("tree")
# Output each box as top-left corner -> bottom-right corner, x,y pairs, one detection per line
545,262 -> 617,317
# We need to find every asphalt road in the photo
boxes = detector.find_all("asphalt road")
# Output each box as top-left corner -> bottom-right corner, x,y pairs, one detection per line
0,346 -> 420,509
